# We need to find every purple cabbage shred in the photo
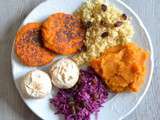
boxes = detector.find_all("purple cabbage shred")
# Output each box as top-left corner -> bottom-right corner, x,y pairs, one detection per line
50,67 -> 108,120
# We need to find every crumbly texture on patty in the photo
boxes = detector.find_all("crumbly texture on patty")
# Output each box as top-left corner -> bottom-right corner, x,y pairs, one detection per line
15,23 -> 55,66
73,0 -> 134,66
41,13 -> 85,55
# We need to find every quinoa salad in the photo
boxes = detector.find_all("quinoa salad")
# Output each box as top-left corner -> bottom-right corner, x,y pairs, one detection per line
73,0 -> 134,66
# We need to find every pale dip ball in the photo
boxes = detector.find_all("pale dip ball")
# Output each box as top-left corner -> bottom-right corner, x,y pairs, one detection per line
50,58 -> 79,89
21,70 -> 52,98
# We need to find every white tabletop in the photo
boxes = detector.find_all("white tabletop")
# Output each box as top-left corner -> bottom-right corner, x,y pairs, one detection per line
0,0 -> 159,120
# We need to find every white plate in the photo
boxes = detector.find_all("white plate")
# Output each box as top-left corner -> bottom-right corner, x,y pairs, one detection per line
11,0 -> 154,120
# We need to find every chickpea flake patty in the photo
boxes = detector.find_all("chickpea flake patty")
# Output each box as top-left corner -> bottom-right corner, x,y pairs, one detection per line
15,23 -> 55,66
41,13 -> 85,55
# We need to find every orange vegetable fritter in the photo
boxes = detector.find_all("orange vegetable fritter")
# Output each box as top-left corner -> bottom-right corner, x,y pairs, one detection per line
15,23 -> 55,66
90,43 -> 149,92
41,13 -> 85,55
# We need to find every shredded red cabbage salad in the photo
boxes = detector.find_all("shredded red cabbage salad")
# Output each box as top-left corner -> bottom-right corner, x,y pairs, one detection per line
50,67 -> 108,120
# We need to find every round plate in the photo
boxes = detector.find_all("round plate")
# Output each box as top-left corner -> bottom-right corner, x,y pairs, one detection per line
11,0 -> 154,120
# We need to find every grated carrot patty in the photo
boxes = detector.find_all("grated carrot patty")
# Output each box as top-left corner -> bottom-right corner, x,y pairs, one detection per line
41,13 -> 86,55
15,23 -> 55,66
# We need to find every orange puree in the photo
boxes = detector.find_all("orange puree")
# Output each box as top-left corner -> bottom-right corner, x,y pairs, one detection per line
90,43 -> 149,92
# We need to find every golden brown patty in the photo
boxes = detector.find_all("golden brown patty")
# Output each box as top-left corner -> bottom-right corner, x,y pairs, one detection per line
15,23 -> 55,66
41,13 -> 85,55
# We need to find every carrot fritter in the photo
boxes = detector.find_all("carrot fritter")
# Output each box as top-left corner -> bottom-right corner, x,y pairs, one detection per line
15,23 -> 55,66
41,13 -> 85,55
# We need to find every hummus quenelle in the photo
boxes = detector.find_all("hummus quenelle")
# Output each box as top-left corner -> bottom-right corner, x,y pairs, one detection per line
50,58 -> 79,89
21,70 -> 52,98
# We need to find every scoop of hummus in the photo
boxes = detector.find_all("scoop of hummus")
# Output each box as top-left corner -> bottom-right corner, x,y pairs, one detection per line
21,70 -> 52,98
50,58 -> 79,89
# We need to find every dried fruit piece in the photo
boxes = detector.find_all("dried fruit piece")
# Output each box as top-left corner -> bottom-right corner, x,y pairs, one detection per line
84,21 -> 92,29
101,4 -> 107,12
122,13 -> 127,20
114,21 -> 123,27
101,32 -> 109,38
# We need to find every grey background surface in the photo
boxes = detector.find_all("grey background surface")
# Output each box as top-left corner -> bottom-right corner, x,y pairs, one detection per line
0,0 -> 159,120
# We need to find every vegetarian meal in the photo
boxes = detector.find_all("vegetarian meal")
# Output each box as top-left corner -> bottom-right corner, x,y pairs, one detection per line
14,0 -> 150,120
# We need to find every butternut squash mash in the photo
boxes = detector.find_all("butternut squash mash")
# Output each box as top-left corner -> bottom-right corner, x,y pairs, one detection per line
90,43 -> 149,92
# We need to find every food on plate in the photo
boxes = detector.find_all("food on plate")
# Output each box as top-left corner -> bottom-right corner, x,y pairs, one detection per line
41,13 -> 85,55
15,23 -> 55,66
12,0 -> 151,119
50,67 -> 108,120
73,0 -> 134,66
50,58 -> 79,89
90,43 -> 149,92
21,70 -> 52,98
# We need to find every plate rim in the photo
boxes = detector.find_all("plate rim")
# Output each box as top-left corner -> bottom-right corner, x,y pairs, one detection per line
116,0 -> 154,119
10,0 -> 154,120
